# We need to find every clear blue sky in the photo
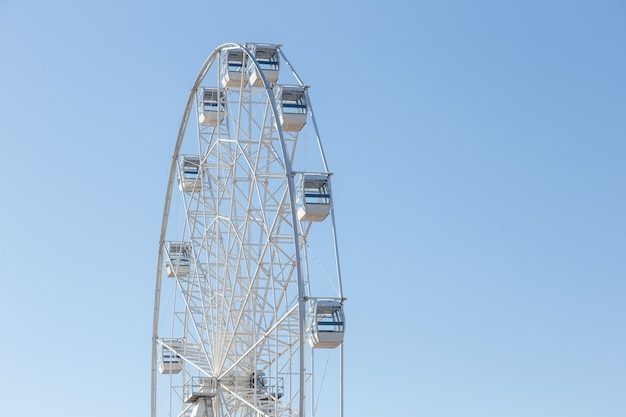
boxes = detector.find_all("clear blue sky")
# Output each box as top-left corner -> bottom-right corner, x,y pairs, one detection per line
1,1 -> 625,416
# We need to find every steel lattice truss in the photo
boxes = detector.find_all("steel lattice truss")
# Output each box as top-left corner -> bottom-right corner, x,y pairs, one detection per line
152,43 -> 344,417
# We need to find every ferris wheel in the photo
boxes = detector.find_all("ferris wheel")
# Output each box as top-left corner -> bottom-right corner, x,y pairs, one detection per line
151,42 -> 346,417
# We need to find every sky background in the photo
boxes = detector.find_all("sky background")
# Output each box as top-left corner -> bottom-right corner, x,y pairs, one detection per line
1,1 -> 625,416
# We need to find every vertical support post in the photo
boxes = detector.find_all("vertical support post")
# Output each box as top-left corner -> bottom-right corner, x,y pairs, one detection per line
340,342 -> 344,417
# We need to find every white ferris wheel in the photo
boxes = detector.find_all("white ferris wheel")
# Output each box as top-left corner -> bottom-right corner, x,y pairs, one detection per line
151,42 -> 346,417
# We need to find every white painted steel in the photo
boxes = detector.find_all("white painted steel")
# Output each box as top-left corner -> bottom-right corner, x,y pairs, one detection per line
152,42 -> 345,417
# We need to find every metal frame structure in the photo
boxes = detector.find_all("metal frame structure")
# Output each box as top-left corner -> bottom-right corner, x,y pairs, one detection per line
151,42 -> 345,417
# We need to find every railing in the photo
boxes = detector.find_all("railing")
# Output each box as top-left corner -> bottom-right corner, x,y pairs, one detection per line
184,377 -> 217,402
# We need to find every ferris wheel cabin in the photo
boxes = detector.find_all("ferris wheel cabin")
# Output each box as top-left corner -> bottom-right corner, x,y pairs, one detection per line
165,241 -> 191,277
178,156 -> 202,193
159,340 -> 183,374
307,300 -> 345,349
221,50 -> 248,88
198,88 -> 225,126
297,174 -> 332,222
275,85 -> 308,132
247,44 -> 280,87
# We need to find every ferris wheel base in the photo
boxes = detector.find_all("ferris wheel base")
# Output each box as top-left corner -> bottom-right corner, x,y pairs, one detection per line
190,398 -> 214,417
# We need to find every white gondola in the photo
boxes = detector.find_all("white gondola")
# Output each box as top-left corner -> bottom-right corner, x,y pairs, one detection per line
247,44 -> 280,87
166,241 -> 191,277
275,85 -> 307,132
178,156 -> 202,193
221,50 -> 248,88
307,300 -> 345,349
296,174 -> 332,222
159,340 -> 183,374
198,88 -> 225,126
